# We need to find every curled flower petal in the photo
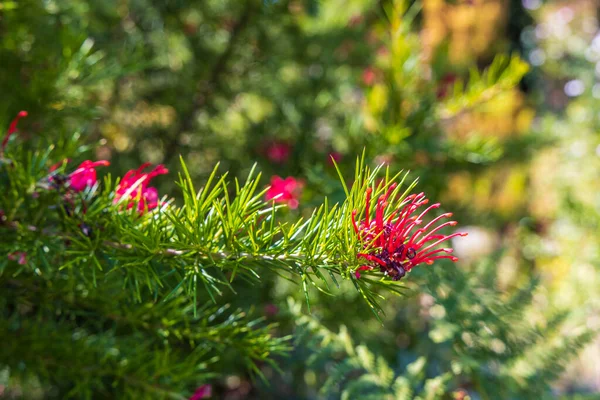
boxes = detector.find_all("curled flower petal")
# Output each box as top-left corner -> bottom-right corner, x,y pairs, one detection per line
354,265 -> 374,279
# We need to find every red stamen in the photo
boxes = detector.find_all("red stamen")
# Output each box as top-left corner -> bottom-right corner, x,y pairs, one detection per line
364,187 -> 372,226
357,253 -> 387,267
410,214 -> 454,246
352,210 -> 359,234
136,162 -> 152,174
1,111 -> 28,152
353,184 -> 466,281
415,232 -> 466,257
415,221 -> 459,247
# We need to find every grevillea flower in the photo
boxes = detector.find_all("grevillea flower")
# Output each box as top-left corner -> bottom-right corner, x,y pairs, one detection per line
189,384 -> 212,400
264,140 -> 292,164
265,176 -> 302,209
48,159 -> 108,192
352,183 -> 467,280
68,160 -> 110,192
114,163 -> 168,213
1,111 -> 28,153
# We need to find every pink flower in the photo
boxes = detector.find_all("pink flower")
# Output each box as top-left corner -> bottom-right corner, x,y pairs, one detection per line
68,160 -> 110,192
114,163 -> 168,213
189,384 -> 212,400
352,183 -> 467,281
1,111 -> 28,153
264,140 -> 292,164
8,252 -> 27,265
265,176 -> 302,209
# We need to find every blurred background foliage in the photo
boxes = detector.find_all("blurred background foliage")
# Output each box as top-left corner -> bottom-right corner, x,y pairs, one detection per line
3,0 -> 600,398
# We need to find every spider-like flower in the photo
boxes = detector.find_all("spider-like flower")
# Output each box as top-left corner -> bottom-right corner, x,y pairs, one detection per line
48,159 -> 109,192
114,163 -> 168,213
352,183 -> 467,280
68,160 -> 110,192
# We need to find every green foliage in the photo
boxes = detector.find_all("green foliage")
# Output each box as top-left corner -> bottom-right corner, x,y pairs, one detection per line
1,275 -> 286,399
423,257 -> 595,399
0,137 -> 429,396
0,0 -> 597,398
290,298 -> 453,400
438,55 -> 530,120
287,255 -> 594,400
1,138 -> 421,311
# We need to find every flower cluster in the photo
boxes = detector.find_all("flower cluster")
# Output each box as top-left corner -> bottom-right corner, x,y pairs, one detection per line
3,111 -> 168,215
265,176 -> 303,209
114,163 -> 169,212
47,160 -> 167,213
50,159 -> 111,192
352,183 -> 467,280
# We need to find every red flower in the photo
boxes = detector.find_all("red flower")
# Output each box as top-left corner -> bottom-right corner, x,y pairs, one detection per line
8,251 -> 27,265
189,384 -> 212,400
352,184 -> 467,280
68,160 -> 110,192
114,163 -> 168,213
1,111 -> 28,153
48,159 -> 108,192
265,176 -> 302,209
264,140 -> 292,164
